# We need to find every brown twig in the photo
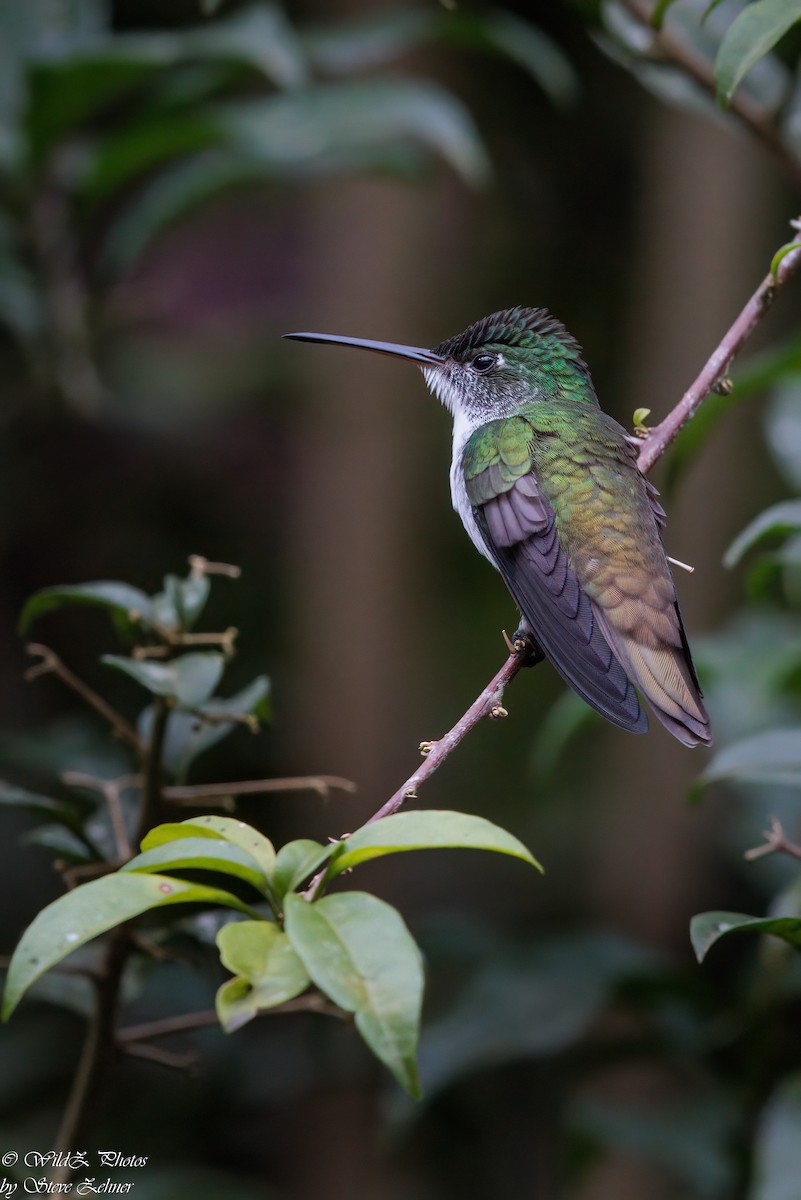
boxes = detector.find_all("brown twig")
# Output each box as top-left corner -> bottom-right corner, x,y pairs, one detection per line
617,0 -> 801,194
744,816 -> 801,863
25,643 -> 141,751
636,221 -> 801,472
163,775 -> 357,804
136,698 -> 169,843
117,994 -> 344,1045
51,933 -> 128,1185
61,771 -> 137,860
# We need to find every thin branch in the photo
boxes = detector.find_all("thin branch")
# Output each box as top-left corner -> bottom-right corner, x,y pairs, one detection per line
120,1042 -> 198,1071
117,994 -> 344,1045
367,652 -> 522,825
636,222 -> 801,472
618,0 -> 801,194
51,933 -> 128,1186
25,643 -> 141,751
136,698 -> 169,843
61,771 -> 136,860
745,816 -> 801,863
163,775 -> 357,804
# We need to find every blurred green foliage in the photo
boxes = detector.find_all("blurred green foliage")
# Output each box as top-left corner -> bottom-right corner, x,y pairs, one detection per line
3,1 -> 801,1199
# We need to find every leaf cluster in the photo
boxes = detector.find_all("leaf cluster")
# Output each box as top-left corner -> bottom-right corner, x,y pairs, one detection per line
1,558 -> 540,1097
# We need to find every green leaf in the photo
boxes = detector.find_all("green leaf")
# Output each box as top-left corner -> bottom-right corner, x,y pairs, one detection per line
724,501 -> 801,567
142,675 -> 270,778
751,1074 -> 801,1200
0,781 -> 84,831
305,9 -> 576,106
695,729 -> 801,791
650,0 -> 678,28
185,3 -> 308,88
327,810 -> 542,878
284,891 -> 424,1097
691,910 -> 801,962
215,920 -> 310,1031
770,240 -> 801,280
2,872 -> 257,1019
142,815 -> 276,876
102,652 -> 224,708
272,839 -> 333,901
121,836 -> 271,897
22,824 -> 95,863
221,79 -> 490,185
19,582 -> 153,635
766,380 -> 801,490
715,0 -> 801,107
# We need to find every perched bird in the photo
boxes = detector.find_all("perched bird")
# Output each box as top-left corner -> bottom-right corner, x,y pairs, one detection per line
284,307 -> 711,747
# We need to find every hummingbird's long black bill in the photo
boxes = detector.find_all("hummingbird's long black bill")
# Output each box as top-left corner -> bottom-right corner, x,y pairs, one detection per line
283,331 -> 445,366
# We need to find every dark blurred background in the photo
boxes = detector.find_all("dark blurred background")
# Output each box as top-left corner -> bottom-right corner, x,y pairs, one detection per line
2,1 -> 801,1197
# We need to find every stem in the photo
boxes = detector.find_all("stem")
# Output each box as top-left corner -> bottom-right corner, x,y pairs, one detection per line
636,225 -> 801,473
136,699 -> 169,844
744,816 -> 801,863
117,994 -> 343,1045
25,643 -> 141,751
163,774 -> 356,803
368,652 -> 523,824
51,933 -> 128,1186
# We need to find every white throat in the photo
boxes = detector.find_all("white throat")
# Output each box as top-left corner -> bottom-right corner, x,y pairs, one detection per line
421,365 -> 496,564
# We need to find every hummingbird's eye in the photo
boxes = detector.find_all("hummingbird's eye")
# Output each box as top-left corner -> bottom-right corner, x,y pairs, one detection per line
472,353 -> 497,373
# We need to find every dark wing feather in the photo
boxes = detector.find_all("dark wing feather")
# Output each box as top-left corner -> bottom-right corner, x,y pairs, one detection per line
475,474 -> 646,734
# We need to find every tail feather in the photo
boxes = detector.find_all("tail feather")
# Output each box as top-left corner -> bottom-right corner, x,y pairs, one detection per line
594,608 -> 712,747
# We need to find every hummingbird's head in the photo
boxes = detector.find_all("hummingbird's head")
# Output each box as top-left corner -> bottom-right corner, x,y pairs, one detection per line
425,306 -> 597,423
283,306 -> 596,427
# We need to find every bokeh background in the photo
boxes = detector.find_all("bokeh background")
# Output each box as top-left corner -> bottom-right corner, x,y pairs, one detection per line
2,1 -> 801,1197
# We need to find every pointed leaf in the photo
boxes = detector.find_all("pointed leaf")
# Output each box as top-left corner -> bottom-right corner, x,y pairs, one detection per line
0,781 -> 84,831
143,816 -> 276,876
715,0 -> 801,107
215,920 -> 310,1031
724,501 -> 801,567
121,836 -> 271,896
284,891 -> 423,1097
650,0 -> 678,27
695,729 -> 801,791
102,652 -> 224,708
327,810 -> 542,878
2,873 -> 257,1019
272,839 -> 334,901
143,676 -> 270,777
22,825 -> 94,863
19,582 -> 153,635
751,1074 -> 801,1200
691,910 -> 801,962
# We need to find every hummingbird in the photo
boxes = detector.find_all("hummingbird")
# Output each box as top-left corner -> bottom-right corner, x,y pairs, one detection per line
284,307 -> 711,747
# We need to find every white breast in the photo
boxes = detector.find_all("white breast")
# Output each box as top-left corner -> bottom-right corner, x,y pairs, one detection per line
449,411 -> 497,566
421,363 -> 497,568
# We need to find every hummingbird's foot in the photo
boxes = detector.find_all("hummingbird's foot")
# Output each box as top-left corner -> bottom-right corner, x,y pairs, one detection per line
509,625 -> 545,668
419,740 -> 435,757
490,703 -> 508,720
